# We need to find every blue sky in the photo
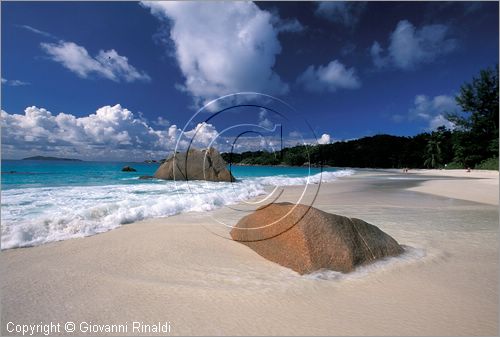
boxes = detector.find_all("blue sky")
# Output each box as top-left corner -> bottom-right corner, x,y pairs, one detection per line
1,1 -> 498,160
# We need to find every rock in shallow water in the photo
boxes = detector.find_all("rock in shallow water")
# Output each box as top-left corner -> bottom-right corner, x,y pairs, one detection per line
154,147 -> 235,182
121,166 -> 137,172
230,202 -> 404,274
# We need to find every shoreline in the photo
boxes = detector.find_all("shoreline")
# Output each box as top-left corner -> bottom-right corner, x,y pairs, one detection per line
3,168 -> 495,251
231,162 -> 499,172
1,169 -> 498,335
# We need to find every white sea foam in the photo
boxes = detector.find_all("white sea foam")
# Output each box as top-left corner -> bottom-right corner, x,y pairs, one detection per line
1,181 -> 262,249
1,169 -> 354,249
304,245 -> 426,281
244,169 -> 355,186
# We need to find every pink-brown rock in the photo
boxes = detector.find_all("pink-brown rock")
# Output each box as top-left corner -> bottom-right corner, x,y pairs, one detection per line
230,202 -> 404,274
154,147 -> 235,182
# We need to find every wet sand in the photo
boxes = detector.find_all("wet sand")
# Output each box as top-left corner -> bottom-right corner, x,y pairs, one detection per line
1,170 -> 498,335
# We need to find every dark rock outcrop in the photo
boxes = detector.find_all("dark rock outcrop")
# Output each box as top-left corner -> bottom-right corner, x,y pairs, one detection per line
121,166 -> 137,172
154,147 -> 235,182
230,202 -> 404,274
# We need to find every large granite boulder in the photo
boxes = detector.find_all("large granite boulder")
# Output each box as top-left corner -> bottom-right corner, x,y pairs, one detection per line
154,147 -> 235,182
230,202 -> 403,274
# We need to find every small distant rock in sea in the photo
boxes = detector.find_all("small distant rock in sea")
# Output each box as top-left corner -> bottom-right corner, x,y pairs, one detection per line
230,202 -> 404,274
121,166 -> 137,172
154,147 -> 235,182
138,175 -> 154,180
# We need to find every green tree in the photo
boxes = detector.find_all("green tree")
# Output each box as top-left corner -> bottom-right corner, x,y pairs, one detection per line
447,65 -> 499,166
423,129 -> 445,168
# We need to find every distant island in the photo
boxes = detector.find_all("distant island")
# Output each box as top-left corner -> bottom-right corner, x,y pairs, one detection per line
22,156 -> 83,162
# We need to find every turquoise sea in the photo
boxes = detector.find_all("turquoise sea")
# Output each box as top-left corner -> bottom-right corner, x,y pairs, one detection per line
1,160 -> 354,249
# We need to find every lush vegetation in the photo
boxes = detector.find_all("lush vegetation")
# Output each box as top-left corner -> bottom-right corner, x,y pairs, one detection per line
475,157 -> 499,170
222,66 -> 499,170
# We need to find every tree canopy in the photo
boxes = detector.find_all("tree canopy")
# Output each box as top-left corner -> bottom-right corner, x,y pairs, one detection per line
447,65 -> 499,166
222,66 -> 499,170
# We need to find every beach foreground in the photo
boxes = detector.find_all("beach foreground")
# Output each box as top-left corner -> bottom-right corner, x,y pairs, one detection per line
1,169 -> 498,335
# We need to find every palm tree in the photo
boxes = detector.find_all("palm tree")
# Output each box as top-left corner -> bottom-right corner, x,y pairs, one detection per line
424,130 -> 444,168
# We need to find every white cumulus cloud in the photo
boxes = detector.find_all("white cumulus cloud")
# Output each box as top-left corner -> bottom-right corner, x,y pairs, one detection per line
41,41 -> 151,83
141,1 -> 289,103
0,104 -> 221,160
409,94 -> 458,130
1,103 -> 329,159
315,2 -> 366,27
370,41 -> 387,68
317,133 -> 331,145
257,108 -> 275,129
155,116 -> 170,127
297,59 -> 361,93
371,20 -> 457,70
274,17 -> 305,33
183,122 -> 219,147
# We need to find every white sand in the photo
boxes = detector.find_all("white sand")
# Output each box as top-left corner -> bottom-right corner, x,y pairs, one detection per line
407,169 -> 499,205
1,170 -> 498,335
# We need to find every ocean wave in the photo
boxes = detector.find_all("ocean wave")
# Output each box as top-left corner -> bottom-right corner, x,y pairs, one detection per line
244,169 -> 355,186
1,181 -> 264,249
1,169 -> 354,249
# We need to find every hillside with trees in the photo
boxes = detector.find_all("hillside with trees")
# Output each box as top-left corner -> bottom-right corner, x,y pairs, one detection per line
222,66 -> 499,170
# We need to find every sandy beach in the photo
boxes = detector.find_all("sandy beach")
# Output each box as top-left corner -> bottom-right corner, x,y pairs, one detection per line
1,169 -> 498,336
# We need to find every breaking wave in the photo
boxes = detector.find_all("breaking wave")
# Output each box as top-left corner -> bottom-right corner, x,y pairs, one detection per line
1,169 -> 355,249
